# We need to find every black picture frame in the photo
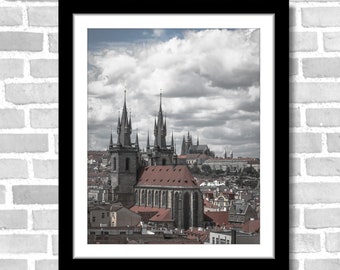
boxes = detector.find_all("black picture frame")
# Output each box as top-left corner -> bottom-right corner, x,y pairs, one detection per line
59,0 -> 289,266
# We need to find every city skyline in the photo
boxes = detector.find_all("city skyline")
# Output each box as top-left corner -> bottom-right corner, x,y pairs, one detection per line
88,28 -> 260,158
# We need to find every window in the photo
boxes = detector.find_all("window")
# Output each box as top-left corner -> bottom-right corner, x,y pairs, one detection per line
162,159 -> 166,165
212,237 -> 215,244
113,157 -> 117,171
107,212 -> 109,217
125,158 -> 129,171
92,216 -> 95,222
101,213 -> 105,219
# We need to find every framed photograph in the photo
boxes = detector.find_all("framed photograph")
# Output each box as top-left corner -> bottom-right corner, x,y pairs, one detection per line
59,0 -> 289,266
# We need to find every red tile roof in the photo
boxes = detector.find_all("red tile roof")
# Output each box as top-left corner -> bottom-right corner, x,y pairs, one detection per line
129,206 -> 173,222
242,219 -> 260,233
204,211 -> 229,226
136,165 -> 199,188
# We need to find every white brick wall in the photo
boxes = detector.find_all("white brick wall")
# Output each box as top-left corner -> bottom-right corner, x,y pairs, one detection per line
290,1 -> 340,270
0,0 -> 58,269
0,0 -> 339,269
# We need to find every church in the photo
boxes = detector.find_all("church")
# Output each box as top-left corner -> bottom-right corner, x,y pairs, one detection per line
105,91 -> 204,229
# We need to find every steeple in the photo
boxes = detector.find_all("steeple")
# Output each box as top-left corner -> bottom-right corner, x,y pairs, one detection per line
181,135 -> 186,155
197,136 -> 199,146
146,130 -> 150,150
171,130 -> 174,150
154,91 -> 167,149
109,129 -> 114,150
135,129 -> 139,150
117,90 -> 132,147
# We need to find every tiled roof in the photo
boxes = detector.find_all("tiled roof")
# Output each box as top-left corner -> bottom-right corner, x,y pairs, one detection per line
129,206 -> 173,222
204,211 -> 229,226
203,200 -> 217,209
136,165 -> 199,188
243,219 -> 260,233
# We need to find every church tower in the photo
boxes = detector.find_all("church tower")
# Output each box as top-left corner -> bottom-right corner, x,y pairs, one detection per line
108,90 -> 139,208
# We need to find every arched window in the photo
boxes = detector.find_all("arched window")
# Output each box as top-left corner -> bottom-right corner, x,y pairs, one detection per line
154,191 -> 159,207
113,157 -> 117,171
162,158 -> 166,165
162,191 -> 167,208
148,190 -> 152,206
125,158 -> 129,171
141,190 -> 145,205
135,190 -> 139,205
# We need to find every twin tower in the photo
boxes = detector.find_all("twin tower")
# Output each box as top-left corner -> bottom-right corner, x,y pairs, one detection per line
108,91 -> 176,207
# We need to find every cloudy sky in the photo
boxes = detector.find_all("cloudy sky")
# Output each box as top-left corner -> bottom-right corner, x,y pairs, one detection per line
87,28 -> 260,158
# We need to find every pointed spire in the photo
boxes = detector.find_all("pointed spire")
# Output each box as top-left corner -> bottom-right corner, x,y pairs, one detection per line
163,115 -> 167,132
146,130 -> 150,150
135,128 -> 139,148
159,89 -> 162,112
181,135 -> 186,155
109,129 -> 113,150
197,136 -> 199,146
171,130 -> 174,147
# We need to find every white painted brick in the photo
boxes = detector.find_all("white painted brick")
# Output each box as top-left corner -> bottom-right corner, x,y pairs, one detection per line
307,109 -> 340,127
6,83 -> 58,104
0,260 -> 27,270
305,208 -> 340,228
290,233 -> 320,253
290,58 -> 298,76
0,109 -> 25,128
290,208 -> 300,228
52,234 -> 58,255
327,133 -> 340,152
13,185 -> 58,204
0,159 -> 27,179
302,8 -> 340,27
290,133 -> 322,153
30,109 -> 58,128
290,32 -> 317,52
289,108 -> 300,127
28,7 -> 58,27
324,32 -> 340,52
290,260 -> 299,270
0,7 -> 22,26
289,8 -> 296,27
305,260 -> 340,270
0,134 -> 48,153
49,33 -> 58,53
0,186 -> 5,204
54,134 -> 58,154
0,235 -> 47,253
0,59 -> 23,79
0,32 -> 43,52
35,260 -> 58,270
303,58 -> 340,78
30,59 -> 58,78
0,210 -> 27,229
307,158 -> 340,176
291,183 -> 340,204
33,210 -> 58,230
326,232 -> 340,252
290,83 -> 340,103
33,159 -> 58,179
290,158 -> 300,177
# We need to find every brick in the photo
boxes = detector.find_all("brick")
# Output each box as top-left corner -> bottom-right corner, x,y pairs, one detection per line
0,134 -> 48,153
305,260 -> 340,270
28,7 -> 58,27
328,134 -> 340,152
290,58 -> 298,76
290,83 -> 340,103
30,109 -> 58,128
289,158 -> 300,177
303,58 -> 340,78
33,159 -> 58,179
290,32 -> 317,52
49,33 -> 58,53
54,134 -> 58,154
302,8 -> 340,27
307,109 -> 340,127
290,133 -> 321,153
0,7 -> 22,26
0,260 -> 27,270
35,260 -> 57,270
290,260 -> 299,270
30,59 -> 58,78
289,8 -> 296,27
0,59 -> 23,79
289,108 -> 300,127
13,185 -> 58,204
0,235 -> 47,253
291,183 -> 340,204
290,208 -> 300,228
0,32 -> 43,52
0,186 -> 5,204
52,234 -> 58,255
0,210 -> 27,229
326,232 -> 340,252
33,210 -> 58,230
305,208 -> 340,228
0,109 -> 24,128
6,83 -> 58,104
290,233 -> 320,252
324,32 -> 340,52
307,158 -> 340,176
0,159 -> 27,179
